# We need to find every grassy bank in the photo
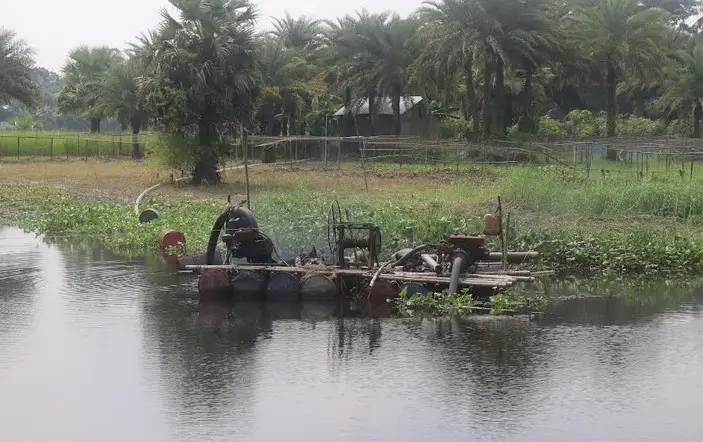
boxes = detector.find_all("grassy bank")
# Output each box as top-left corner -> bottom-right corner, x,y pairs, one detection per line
2,158 -> 703,280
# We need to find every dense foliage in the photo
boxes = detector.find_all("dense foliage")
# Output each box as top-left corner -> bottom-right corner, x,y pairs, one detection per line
3,0 -> 703,174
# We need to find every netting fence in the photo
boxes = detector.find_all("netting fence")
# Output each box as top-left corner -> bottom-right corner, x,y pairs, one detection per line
231,135 -> 703,177
0,134 -> 147,160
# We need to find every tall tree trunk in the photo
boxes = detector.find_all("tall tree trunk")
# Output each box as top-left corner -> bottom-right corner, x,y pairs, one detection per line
392,88 -> 401,135
130,115 -> 142,159
464,54 -> 479,137
634,93 -> 645,117
605,60 -> 618,160
518,67 -> 535,133
606,61 -> 617,137
194,113 -> 220,185
494,56 -> 505,136
368,94 -> 376,136
263,95 -> 277,163
89,117 -> 100,133
694,101 -> 702,138
289,101 -> 298,136
482,52 -> 492,139
265,96 -> 276,136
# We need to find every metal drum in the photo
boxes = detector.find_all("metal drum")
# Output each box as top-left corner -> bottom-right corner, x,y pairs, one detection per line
266,272 -> 301,300
198,269 -> 232,296
231,270 -> 266,300
300,274 -> 338,300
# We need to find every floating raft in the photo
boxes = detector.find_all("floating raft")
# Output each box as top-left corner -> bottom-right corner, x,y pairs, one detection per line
183,263 -> 554,297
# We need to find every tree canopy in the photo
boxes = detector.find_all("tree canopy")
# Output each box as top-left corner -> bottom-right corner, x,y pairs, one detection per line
4,0 -> 703,177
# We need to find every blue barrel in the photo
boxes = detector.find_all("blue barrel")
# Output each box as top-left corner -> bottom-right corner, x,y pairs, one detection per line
231,271 -> 266,300
266,272 -> 301,300
399,283 -> 428,298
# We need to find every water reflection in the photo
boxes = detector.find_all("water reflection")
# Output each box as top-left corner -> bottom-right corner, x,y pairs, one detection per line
3,228 -> 703,441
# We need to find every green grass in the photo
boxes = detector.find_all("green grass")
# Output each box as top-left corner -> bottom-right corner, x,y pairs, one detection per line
0,130 -> 157,159
5,157 -> 703,278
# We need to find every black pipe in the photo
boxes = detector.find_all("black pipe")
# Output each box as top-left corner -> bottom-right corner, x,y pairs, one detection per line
206,210 -> 230,265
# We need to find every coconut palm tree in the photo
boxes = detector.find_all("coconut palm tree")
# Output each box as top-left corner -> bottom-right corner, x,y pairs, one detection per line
416,0 -> 555,137
138,0 -> 261,183
416,0 -> 481,134
568,0 -> 670,138
56,45 -> 123,132
327,11 -> 419,135
271,12 -> 322,50
102,58 -> 147,157
257,35 -> 325,138
0,28 -> 39,108
652,39 -> 703,137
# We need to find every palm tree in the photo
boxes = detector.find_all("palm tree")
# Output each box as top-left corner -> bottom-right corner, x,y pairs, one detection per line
652,39 -> 703,138
271,12 -> 322,50
138,0 -> 261,184
0,28 -> 39,108
103,58 -> 147,157
499,0 -> 562,134
56,46 -> 123,132
327,11 -> 418,135
258,35 -> 324,137
569,0 -> 669,139
416,0 -> 480,134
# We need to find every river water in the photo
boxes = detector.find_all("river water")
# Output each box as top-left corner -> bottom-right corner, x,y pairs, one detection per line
2,226 -> 703,442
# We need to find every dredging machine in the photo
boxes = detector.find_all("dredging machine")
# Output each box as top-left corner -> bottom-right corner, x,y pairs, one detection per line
177,197 -> 550,301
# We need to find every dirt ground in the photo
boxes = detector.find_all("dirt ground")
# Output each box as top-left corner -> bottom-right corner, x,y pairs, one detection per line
0,159 -> 492,205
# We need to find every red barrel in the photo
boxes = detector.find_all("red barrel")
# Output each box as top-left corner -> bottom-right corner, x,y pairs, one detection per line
198,269 -> 232,295
365,280 -> 396,301
158,229 -> 186,248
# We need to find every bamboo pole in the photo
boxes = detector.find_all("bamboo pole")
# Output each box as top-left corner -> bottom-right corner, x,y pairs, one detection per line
362,140 -> 369,192
243,129 -> 250,210
498,197 -> 507,271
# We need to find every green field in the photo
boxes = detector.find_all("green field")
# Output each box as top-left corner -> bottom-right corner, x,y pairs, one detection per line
0,131 -> 155,159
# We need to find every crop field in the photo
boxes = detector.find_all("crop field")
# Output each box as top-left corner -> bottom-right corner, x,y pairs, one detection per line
0,131 -> 155,159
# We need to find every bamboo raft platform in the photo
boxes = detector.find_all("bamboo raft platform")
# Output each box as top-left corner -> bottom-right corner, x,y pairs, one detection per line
183,263 -> 554,290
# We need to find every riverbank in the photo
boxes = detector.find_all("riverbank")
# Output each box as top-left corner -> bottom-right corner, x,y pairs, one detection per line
2,158 -> 703,279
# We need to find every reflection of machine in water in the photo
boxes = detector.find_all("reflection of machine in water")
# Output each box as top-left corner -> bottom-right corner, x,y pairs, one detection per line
182,198 -> 550,303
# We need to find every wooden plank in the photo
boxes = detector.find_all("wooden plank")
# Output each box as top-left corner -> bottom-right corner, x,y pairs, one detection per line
182,264 -> 518,287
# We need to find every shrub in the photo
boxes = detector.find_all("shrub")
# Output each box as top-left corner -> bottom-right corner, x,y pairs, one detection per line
441,117 -> 472,139
536,115 -> 565,140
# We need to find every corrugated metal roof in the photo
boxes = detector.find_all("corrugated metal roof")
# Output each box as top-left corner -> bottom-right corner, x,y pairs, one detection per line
334,96 -> 423,117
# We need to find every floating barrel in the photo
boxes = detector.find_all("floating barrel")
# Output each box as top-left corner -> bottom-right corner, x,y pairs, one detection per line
198,269 -> 232,295
366,280 -> 396,300
399,283 -> 428,298
266,272 -> 301,300
161,250 -> 181,267
231,270 -> 266,301
139,208 -> 160,223
158,229 -> 186,248
300,274 -> 338,300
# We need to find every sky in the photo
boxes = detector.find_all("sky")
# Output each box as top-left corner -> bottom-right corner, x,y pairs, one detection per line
3,0 -> 423,72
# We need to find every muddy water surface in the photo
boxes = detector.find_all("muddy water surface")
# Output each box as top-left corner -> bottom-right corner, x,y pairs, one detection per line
1,226 -> 703,442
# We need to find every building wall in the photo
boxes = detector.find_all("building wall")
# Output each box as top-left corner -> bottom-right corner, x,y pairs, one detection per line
335,109 -> 440,138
